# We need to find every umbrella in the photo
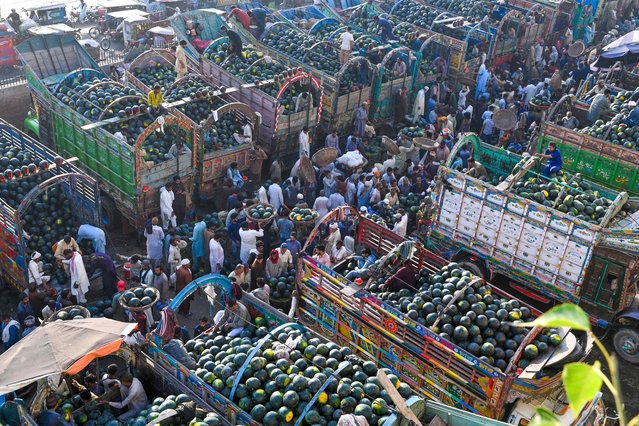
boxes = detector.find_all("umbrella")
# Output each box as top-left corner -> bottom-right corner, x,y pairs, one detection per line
603,29 -> 639,52
0,318 -> 135,394
148,26 -> 176,36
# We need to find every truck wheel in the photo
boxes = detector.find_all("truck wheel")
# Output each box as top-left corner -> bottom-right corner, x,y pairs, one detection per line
613,328 -> 639,364
100,196 -> 120,231
457,259 -> 487,279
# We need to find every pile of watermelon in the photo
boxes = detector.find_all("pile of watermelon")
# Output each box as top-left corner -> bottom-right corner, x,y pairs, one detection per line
87,299 -> 115,318
131,62 -> 177,90
185,321 -> 412,425
511,175 -> 634,225
268,267 -> 296,299
249,204 -> 276,221
163,75 -> 227,125
367,262 -> 563,371
289,207 -> 318,222
175,213 -> 224,239
120,286 -> 159,309
141,125 -> 191,165
52,307 -> 89,321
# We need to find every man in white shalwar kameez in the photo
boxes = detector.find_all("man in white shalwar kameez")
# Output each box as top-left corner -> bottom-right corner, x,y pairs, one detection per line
64,249 -> 90,304
411,88 -> 426,123
209,234 -> 224,274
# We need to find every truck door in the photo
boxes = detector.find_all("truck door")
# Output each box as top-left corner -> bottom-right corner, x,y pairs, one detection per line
580,256 -> 624,313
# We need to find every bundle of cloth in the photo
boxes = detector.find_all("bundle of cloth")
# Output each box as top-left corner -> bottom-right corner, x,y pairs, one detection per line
337,151 -> 365,168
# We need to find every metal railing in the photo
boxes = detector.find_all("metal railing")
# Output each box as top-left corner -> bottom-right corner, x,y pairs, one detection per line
96,49 -> 125,66
0,67 -> 27,89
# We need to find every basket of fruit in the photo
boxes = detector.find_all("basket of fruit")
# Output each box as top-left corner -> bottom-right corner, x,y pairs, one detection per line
46,305 -> 91,323
289,207 -> 319,224
247,203 -> 277,224
529,94 -> 551,110
312,147 -> 338,167
119,286 -> 160,312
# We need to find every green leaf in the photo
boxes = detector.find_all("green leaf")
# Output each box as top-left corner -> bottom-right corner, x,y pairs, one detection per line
529,407 -> 562,426
562,361 -> 603,416
518,303 -> 591,331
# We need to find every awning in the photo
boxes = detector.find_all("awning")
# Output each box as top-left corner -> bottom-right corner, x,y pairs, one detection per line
0,318 -> 135,394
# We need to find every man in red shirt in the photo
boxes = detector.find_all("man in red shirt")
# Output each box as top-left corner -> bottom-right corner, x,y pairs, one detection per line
228,6 -> 250,31
383,260 -> 416,293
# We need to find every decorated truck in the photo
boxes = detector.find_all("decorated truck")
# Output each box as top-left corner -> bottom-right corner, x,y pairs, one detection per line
16,35 -> 197,230
126,49 -> 261,197
171,9 -> 324,160
0,119 -> 100,292
426,133 -> 639,364
295,207 -> 602,423
148,274 -> 514,426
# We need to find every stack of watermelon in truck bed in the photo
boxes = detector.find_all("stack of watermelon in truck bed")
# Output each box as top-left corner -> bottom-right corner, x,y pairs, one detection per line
427,133 -> 639,364
16,35 -> 196,230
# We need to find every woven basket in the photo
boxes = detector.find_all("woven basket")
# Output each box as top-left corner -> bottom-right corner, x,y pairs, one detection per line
298,156 -> 316,184
493,109 -> 517,131
247,202 -> 277,224
568,41 -> 585,58
118,286 -> 160,312
45,305 -> 91,323
381,136 -> 400,155
312,148 -> 338,167
528,101 -> 551,111
412,137 -> 438,151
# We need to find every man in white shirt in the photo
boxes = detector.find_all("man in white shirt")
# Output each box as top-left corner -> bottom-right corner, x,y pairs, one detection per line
523,82 -> 537,104
108,373 -> 148,422
392,58 -> 406,79
242,120 -> 253,143
277,244 -> 293,269
392,210 -> 408,237
299,126 -> 310,157
295,93 -> 313,113
268,177 -> 284,212
339,27 -> 354,64
209,233 -> 224,274
159,182 -> 176,230
328,190 -> 346,210
28,251 -> 50,287
330,240 -> 348,266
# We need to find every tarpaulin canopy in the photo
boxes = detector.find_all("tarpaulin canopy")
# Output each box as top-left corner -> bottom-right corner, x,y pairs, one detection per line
601,29 -> 639,58
0,318 -> 135,394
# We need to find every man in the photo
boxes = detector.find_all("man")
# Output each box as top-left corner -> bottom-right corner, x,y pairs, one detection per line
220,26 -> 244,60
190,214 -> 206,272
339,27 -> 354,64
21,316 -> 37,338
175,259 -> 193,316
175,40 -> 188,81
107,373 -> 149,422
249,143 -> 268,182
276,215 -> 294,242
383,259 -> 416,292
345,248 -> 377,280
167,141 -> 192,160
325,129 -> 341,155
1,314 -> 20,350
480,114 -> 496,145
374,16 -> 394,42
160,182 -> 176,230
63,248 -> 90,304
434,140 -> 450,163
392,57 -> 407,79
27,283 -> 46,320
37,395 -> 73,426
395,86 -> 408,125
41,299 -> 58,321
227,213 -> 242,258
7,9 -> 21,32
28,251 -> 50,288
268,177 -> 284,212
248,9 -> 268,35
227,6 -> 250,30
239,222 -> 264,264
251,278 -> 270,303
322,171 -> 336,197
101,364 -> 120,391
338,404 -> 370,426
560,111 -> 579,129
212,297 -> 250,337
226,162 -> 244,188
209,232 -> 224,274
540,141 -> 563,178
295,92 -> 313,113
153,266 -> 169,303
276,243 -> 293,269
147,85 -> 163,115
77,224 -> 107,254
111,280 -> 128,322
392,209 -> 408,237
328,189 -> 346,210
330,240 -> 348,267
587,89 -> 611,123
325,223 -> 341,255
585,79 -> 606,97
163,330 -> 198,369
54,235 -> 80,263
285,233 -> 302,266
466,157 -> 489,180
0,392 -> 25,426
88,252 -> 117,298
313,245 -> 331,267
354,103 -> 368,137
172,176 -> 188,225
624,102 -> 639,127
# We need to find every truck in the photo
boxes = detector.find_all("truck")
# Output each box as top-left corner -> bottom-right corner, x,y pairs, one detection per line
426,133 -> 639,364
0,119 -> 100,292
16,34 -> 197,230
296,207 -> 603,424
125,49 -> 262,198
171,9 -> 323,160
147,274 -> 515,426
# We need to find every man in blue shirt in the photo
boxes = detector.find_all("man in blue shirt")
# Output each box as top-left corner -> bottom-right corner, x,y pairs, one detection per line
374,16 -> 395,42
227,213 -> 242,258
277,216 -> 294,242
345,247 -> 377,280
285,233 -> 303,266
623,102 -> 639,127
248,8 -> 268,35
37,396 -> 73,426
1,314 -> 20,350
541,142 -> 563,178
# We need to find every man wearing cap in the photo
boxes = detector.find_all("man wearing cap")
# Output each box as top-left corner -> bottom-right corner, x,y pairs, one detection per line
22,316 -> 37,338
176,259 -> 193,316
325,223 -> 342,255
295,193 -> 309,209
111,281 -> 129,322
28,252 -> 50,288
392,209 -> 409,237
330,240 -> 348,267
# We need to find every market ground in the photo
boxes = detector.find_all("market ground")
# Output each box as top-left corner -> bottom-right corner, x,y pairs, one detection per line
1,229 -> 638,422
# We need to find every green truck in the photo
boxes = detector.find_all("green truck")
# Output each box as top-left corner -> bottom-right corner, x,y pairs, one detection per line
426,134 -> 639,364
16,35 -> 197,230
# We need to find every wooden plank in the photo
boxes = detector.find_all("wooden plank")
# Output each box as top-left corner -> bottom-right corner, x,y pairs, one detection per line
377,370 -> 424,426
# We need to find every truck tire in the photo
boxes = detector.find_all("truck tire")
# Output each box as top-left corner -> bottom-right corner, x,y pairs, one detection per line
100,196 -> 120,231
613,327 -> 639,364
456,258 -> 487,279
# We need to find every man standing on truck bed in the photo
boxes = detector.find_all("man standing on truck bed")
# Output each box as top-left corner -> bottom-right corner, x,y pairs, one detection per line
175,40 -> 188,81
220,26 -> 244,61
540,142 -> 562,178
